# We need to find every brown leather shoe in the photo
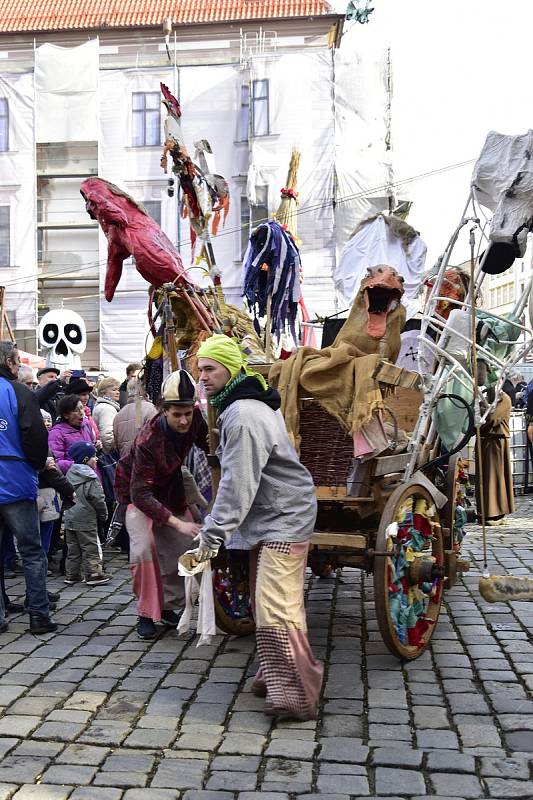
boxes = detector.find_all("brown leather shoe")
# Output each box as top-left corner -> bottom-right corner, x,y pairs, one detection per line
250,679 -> 267,697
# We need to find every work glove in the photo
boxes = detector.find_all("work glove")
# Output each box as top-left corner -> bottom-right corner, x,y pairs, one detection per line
193,534 -> 219,563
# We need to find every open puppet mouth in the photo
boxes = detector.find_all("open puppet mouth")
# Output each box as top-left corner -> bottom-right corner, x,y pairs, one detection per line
364,285 -> 403,338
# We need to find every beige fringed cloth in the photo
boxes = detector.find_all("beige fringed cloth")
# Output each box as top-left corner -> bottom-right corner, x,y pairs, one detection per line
269,298 -> 406,453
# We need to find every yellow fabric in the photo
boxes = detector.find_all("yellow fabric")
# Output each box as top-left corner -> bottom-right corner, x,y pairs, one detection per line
197,334 -> 267,389
147,336 -> 164,360
268,286 -> 404,452
255,547 -> 306,630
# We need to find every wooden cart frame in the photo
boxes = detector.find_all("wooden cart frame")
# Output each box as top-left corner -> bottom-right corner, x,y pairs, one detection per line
211,378 -> 470,662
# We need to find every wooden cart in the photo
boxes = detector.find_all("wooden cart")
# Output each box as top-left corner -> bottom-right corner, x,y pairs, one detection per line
211,380 -> 471,661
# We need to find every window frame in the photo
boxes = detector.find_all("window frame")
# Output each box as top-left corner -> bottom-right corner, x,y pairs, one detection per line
0,205 -> 10,266
251,79 -> 270,137
131,92 -> 161,148
143,199 -> 162,227
238,84 -> 250,142
0,98 -> 8,152
241,185 -> 269,258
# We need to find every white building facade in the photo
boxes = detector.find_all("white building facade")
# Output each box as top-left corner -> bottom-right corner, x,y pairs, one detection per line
0,12 -> 394,372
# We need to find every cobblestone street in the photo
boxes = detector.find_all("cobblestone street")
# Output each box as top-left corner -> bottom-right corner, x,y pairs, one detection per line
0,498 -> 532,799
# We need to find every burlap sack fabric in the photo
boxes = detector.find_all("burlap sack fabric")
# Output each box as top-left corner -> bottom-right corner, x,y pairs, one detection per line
270,273 -> 405,452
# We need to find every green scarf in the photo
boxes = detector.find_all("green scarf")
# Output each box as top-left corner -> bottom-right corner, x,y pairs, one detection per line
209,372 -> 248,409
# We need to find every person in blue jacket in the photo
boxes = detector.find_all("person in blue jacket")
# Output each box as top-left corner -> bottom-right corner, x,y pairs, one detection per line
0,341 -> 57,634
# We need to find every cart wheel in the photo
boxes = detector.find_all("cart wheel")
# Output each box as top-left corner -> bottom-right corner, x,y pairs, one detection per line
212,549 -> 256,637
443,453 -> 470,556
443,453 -> 460,538
374,482 -> 444,661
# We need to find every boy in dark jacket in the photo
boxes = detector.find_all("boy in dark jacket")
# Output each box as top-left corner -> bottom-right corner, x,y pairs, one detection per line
64,442 -> 108,586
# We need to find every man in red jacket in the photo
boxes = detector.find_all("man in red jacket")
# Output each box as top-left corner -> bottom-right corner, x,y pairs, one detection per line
115,369 -> 207,639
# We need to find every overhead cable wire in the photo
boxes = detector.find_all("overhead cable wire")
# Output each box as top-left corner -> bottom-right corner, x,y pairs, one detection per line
3,156 -> 477,291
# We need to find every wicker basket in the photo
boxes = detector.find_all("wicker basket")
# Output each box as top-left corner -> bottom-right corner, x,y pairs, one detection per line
299,401 -> 354,486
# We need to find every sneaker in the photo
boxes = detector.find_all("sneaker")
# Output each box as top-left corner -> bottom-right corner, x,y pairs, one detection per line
85,574 -> 111,586
137,616 -> 157,640
64,575 -> 81,585
160,609 -> 182,627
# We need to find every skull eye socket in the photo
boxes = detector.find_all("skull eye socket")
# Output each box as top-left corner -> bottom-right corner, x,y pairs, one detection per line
65,324 -> 82,345
42,324 -> 58,345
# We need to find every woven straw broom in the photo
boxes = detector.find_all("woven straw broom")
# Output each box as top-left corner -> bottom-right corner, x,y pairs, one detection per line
275,149 -> 301,242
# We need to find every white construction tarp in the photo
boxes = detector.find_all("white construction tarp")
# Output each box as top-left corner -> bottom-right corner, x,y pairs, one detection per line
333,215 -> 427,320
333,38 -> 394,252
35,40 -> 99,142
0,72 -> 37,331
472,129 -> 533,252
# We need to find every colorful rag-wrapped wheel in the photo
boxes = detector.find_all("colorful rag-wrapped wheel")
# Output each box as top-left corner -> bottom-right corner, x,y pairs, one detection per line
374,483 -> 444,660
212,548 -> 256,637
443,453 -> 470,554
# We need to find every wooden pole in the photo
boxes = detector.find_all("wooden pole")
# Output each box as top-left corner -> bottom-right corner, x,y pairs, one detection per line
163,285 -> 180,372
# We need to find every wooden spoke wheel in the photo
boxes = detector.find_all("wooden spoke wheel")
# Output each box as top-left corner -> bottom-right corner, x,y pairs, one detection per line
212,549 -> 256,637
374,482 -> 444,661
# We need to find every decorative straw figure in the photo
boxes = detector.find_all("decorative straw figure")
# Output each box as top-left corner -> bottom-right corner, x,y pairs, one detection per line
275,149 -> 301,243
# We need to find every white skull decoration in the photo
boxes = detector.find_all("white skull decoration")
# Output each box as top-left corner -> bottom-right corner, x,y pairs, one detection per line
38,310 -> 87,371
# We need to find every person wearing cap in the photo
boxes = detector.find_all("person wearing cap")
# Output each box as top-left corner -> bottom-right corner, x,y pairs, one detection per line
65,379 -> 101,444
63,442 -> 108,585
35,366 -> 72,420
195,334 -> 322,721
115,369 -> 207,640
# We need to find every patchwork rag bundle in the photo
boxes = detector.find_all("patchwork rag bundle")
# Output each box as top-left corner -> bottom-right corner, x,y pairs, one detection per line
242,220 -> 302,343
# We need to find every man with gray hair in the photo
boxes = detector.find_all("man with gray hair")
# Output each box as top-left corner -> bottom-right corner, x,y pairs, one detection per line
0,341 -> 56,634
18,365 -> 35,389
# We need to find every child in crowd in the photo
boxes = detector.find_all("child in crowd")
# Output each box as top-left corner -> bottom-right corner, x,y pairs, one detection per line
64,442 -> 109,585
38,409 -> 76,557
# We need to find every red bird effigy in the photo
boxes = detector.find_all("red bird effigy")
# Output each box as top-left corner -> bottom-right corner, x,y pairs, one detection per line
80,177 -> 216,330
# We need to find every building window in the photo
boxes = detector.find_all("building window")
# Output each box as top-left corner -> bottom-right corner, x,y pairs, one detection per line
241,186 -> 268,257
143,200 -> 161,226
238,84 -> 250,141
132,92 -> 161,147
0,98 -> 8,152
0,206 -> 10,265
251,80 -> 269,137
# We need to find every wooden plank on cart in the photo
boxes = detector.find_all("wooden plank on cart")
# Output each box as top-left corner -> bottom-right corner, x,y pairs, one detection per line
311,532 -> 367,549
315,486 -> 374,502
373,452 -> 412,477
385,387 -> 424,434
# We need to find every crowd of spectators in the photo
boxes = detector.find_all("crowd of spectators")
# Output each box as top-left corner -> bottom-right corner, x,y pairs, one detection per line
0,348 -> 156,637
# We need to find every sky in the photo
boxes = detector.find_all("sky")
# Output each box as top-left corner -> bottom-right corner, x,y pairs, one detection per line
335,0 -> 533,269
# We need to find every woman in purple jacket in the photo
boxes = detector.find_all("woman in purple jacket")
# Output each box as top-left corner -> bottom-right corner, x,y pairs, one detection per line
48,395 -> 98,475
